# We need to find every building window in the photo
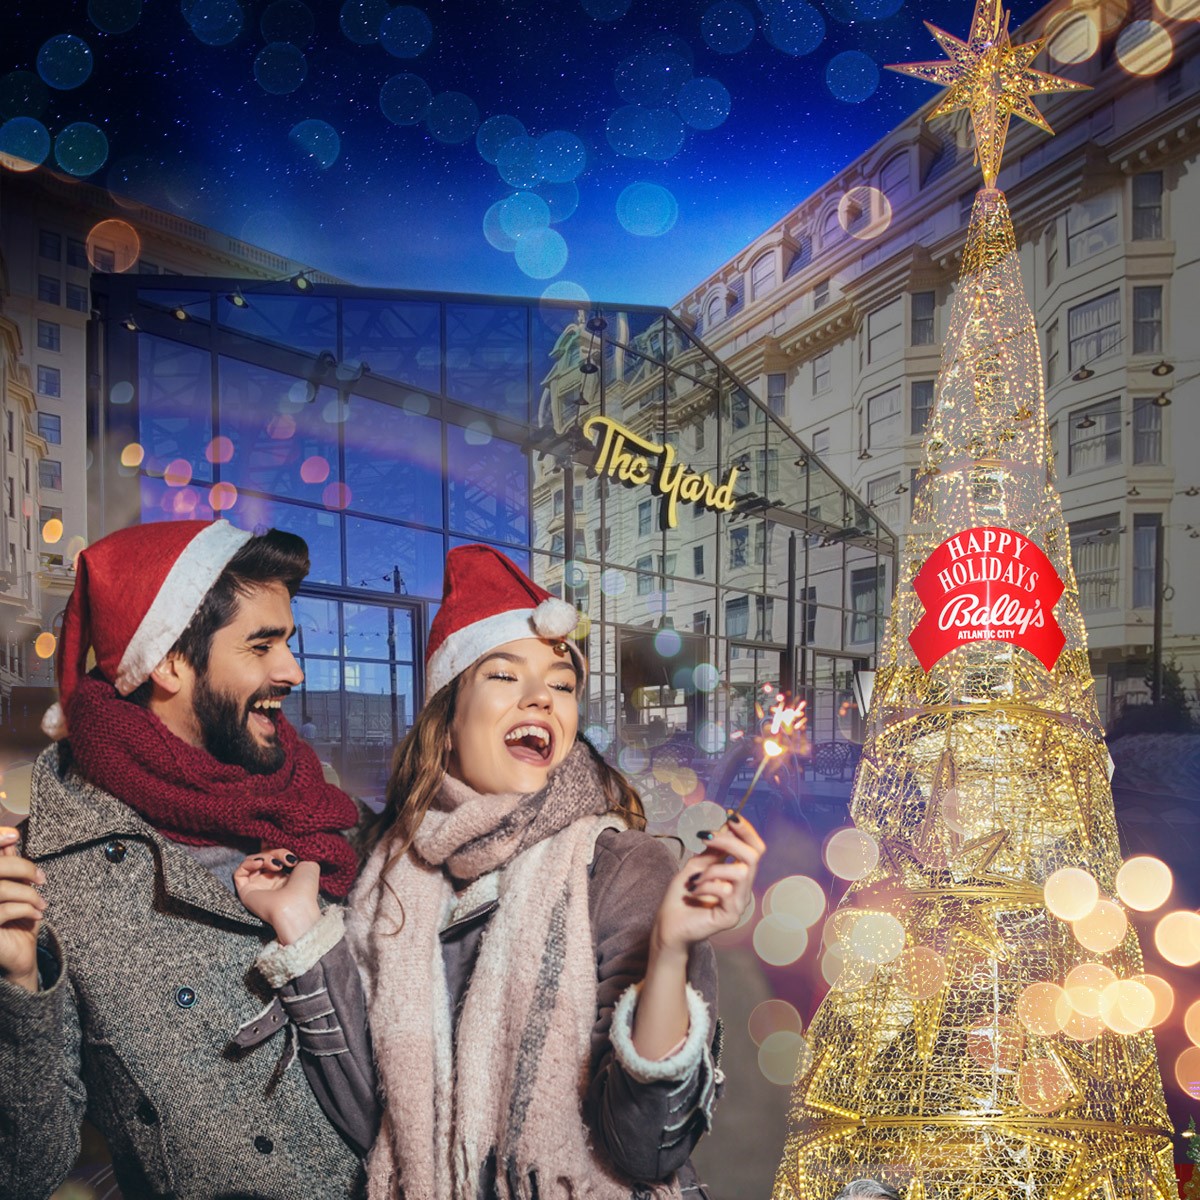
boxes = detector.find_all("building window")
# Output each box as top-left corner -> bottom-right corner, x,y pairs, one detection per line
39,505 -> 62,529
39,230 -> 62,260
729,526 -> 748,569
4,478 -> 11,518
37,412 -> 61,444
1132,286 -> 1162,356
1068,397 -> 1121,474
812,428 -> 830,457
66,238 -> 88,269
800,585 -> 817,644
38,275 -> 61,305
756,448 -> 778,495
37,365 -> 61,397
91,245 -> 115,273
1132,173 -> 1163,240
910,292 -> 935,345
1069,515 -> 1120,611
813,279 -> 829,311
705,293 -> 724,329
1045,321 -> 1059,387
879,151 -> 910,203
637,499 -> 652,536
553,489 -> 563,516
4,411 -> 11,452
1160,63 -> 1183,102
693,545 -> 705,577
754,524 -> 771,565
1133,514 -> 1161,609
731,391 -> 749,430
1066,192 -> 1118,266
849,565 -> 885,643
66,283 -> 89,312
39,459 -> 62,490
867,298 -> 902,362
750,252 -> 776,301
550,532 -> 564,555
726,595 -> 749,639
1068,290 -> 1120,372
755,596 -> 775,641
694,421 -> 705,451
867,386 -> 902,449
636,554 -> 653,594
1132,397 -> 1162,465
812,352 -> 830,394
867,472 -> 902,529
36,320 -> 61,352
660,553 -> 675,591
821,208 -> 841,247
911,379 -> 934,435
1045,221 -> 1058,286
766,373 -> 786,416
693,610 -> 710,634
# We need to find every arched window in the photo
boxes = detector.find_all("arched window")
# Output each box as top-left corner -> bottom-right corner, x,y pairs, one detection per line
879,151 -> 910,204
750,251 -> 776,301
821,207 -> 841,247
706,293 -> 724,329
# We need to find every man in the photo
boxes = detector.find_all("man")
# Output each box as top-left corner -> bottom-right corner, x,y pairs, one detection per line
0,519 -> 365,1199
834,1180 -> 904,1200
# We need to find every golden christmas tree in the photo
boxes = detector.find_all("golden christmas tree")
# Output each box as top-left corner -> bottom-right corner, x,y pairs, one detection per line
771,3 -> 1175,1197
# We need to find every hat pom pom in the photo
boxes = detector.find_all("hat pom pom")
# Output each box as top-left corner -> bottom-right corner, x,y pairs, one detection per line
42,701 -> 67,742
532,597 -> 579,640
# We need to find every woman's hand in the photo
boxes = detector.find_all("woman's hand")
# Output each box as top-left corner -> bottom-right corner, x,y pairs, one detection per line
0,827 -> 44,993
653,812 -> 765,957
234,848 -> 322,946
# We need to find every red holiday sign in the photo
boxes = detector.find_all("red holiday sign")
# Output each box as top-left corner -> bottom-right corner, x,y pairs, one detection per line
908,526 -> 1066,672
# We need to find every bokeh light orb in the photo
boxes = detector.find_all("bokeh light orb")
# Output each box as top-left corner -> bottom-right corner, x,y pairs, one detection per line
538,180 -> 579,224
758,1030 -> 810,1086
514,228 -> 568,279
748,998 -> 802,1046
894,945 -> 946,1001
425,92 -> 479,144
702,1 -> 756,53
693,663 -> 720,692
1154,910 -> 1200,966
205,436 -> 234,464
1043,867 -> 1099,922
42,518 -> 64,545
1175,1046 -> 1200,1098
37,34 -> 93,90
1072,899 -> 1127,954
763,875 -> 825,928
209,481 -> 238,510
300,456 -> 330,484
676,800 -> 727,854
34,631 -> 57,659
289,119 -> 340,168
676,77 -> 731,130
616,182 -> 679,237
379,5 -> 432,58
1065,962 -> 1116,1016
1047,9 -> 1100,64
1017,981 -> 1072,1035
55,122 -> 108,177
1155,0 -> 1200,16
1116,856 -> 1172,912
540,279 -> 588,306
340,0 -> 388,43
1018,1058 -> 1073,1114
163,459 -> 193,488
463,418 -> 491,446
965,1016 -> 1022,1070
495,135 -> 541,190
186,0 -> 244,45
584,724 -> 611,753
697,721 -> 725,753
537,131 -> 586,183
1062,1009 -> 1102,1042
753,912 -> 809,966
600,568 -> 625,596
89,0 -> 144,35
1185,998 -> 1200,1047
120,442 -> 145,468
254,43 -> 308,95
476,114 -> 525,164
824,827 -> 879,881
87,219 -> 141,272
605,105 -> 685,161
825,51 -> 879,103
1132,973 -> 1174,1027
848,911 -> 904,965
1099,979 -> 1155,1035
0,117 -> 51,171
380,73 -> 432,125
322,482 -> 352,510
1115,19 -> 1173,75
838,185 -> 891,240
762,1 -> 825,56
653,627 -> 682,657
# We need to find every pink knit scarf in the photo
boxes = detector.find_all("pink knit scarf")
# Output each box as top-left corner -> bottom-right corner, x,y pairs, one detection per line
346,744 -> 677,1200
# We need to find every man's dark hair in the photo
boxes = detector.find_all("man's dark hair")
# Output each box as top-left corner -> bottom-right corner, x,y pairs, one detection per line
127,528 -> 309,703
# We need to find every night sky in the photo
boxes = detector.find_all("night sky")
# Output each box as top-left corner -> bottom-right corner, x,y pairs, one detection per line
2,0 -> 1048,305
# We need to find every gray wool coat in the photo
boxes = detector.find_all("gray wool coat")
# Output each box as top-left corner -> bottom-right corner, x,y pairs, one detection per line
0,744 -> 365,1200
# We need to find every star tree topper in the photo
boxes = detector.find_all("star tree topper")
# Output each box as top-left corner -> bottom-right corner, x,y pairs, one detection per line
887,0 -> 1089,187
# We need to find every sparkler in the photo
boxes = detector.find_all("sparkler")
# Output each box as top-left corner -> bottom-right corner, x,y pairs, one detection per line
729,694 -> 806,815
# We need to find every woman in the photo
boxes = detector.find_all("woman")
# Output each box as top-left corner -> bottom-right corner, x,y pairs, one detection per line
236,544 -> 763,1199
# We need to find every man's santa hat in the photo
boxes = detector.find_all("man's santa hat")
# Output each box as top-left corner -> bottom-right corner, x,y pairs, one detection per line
44,519 -> 252,740
426,544 -> 584,697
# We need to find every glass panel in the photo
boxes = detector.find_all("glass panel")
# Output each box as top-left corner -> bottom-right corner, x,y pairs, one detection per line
219,293 -> 337,357
446,423 -> 529,545
344,517 -> 445,598
343,602 -> 414,662
341,660 -> 414,797
137,335 -> 213,484
137,289 -> 211,322
284,656 -> 341,747
342,298 -> 440,392
293,596 -> 340,657
140,475 -> 215,523
234,495 -> 343,586
343,393 -> 443,526
219,358 -> 338,500
445,302 -> 529,419
448,536 -> 530,576
533,305 -> 591,432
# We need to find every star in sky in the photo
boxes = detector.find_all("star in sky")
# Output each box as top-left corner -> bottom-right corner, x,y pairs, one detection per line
886,0 -> 1089,186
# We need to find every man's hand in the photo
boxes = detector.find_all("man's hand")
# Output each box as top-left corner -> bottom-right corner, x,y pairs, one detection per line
0,827 -> 46,993
234,849 -> 322,946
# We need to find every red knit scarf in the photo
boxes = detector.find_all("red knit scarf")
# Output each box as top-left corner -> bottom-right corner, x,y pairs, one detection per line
66,673 -> 359,897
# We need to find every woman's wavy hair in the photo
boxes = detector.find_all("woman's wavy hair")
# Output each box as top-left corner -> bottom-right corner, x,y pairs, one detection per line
362,670 -> 645,885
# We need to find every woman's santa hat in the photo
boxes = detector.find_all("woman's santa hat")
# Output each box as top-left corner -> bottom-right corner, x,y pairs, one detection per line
426,544 -> 584,697
44,519 -> 252,740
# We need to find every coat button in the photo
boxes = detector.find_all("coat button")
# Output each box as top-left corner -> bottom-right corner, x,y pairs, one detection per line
254,1135 -> 274,1154
175,986 -> 197,1009
104,840 -> 127,863
136,1100 -> 158,1126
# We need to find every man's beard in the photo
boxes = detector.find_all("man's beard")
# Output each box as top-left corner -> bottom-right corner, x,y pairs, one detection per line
193,675 -> 287,775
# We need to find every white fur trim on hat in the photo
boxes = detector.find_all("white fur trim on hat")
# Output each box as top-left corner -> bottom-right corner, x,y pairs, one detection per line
114,520 -> 253,695
426,606 -> 586,698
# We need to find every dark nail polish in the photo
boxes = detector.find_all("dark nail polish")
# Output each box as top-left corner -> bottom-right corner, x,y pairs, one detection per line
270,858 -> 284,868
724,809 -> 742,823
697,830 -> 715,841
284,853 -> 298,864
686,872 -> 701,891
